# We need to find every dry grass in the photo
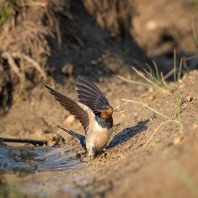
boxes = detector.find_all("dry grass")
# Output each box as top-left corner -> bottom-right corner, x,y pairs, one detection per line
118,50 -> 184,95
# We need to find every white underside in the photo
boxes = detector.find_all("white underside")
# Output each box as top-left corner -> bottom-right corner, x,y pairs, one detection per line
86,120 -> 113,156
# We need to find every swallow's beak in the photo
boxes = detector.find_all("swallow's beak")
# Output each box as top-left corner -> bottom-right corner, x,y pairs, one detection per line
107,106 -> 114,114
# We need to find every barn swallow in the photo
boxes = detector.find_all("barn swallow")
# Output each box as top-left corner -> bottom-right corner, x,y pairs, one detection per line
42,76 -> 114,159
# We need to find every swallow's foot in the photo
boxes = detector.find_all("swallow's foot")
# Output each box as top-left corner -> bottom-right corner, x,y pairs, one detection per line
88,146 -> 95,160
89,153 -> 95,160
81,152 -> 94,162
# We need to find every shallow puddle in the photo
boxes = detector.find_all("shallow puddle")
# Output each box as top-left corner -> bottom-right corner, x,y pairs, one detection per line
0,144 -> 86,197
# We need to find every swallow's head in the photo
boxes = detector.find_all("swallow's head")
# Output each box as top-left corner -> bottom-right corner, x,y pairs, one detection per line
100,106 -> 113,119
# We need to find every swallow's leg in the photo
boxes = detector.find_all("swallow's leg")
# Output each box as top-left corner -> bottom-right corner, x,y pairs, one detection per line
88,146 -> 95,160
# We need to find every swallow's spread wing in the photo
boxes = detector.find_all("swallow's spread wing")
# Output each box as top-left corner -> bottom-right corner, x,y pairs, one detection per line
42,82 -> 94,133
76,76 -> 111,113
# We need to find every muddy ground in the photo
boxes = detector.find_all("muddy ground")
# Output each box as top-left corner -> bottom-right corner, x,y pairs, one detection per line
1,0 -> 198,198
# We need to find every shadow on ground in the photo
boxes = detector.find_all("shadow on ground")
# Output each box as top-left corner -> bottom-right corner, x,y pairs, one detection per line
108,119 -> 149,149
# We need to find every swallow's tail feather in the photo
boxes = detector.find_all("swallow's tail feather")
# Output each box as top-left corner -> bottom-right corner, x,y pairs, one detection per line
58,126 -> 86,150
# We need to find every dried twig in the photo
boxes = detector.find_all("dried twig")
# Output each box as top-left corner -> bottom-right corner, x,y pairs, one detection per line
23,2 -> 47,7
143,120 -> 171,148
132,67 -> 158,87
2,52 -> 25,81
0,137 -> 47,146
122,99 -> 182,127
160,72 -> 169,88
12,52 -> 47,80
55,16 -> 62,52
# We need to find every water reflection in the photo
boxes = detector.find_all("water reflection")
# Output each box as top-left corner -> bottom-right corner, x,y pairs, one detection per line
0,144 -> 85,175
0,143 -> 86,197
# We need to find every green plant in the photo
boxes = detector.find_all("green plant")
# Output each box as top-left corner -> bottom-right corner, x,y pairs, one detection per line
123,44 -> 131,55
168,156 -> 198,197
145,63 -> 170,90
188,0 -> 198,5
192,21 -> 198,46
118,50 -> 184,94
175,98 -> 183,129
176,56 -> 183,84
118,64 -> 172,94
0,2 -> 12,25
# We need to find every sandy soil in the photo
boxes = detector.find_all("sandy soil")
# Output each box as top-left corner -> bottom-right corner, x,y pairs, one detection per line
1,0 -> 198,198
